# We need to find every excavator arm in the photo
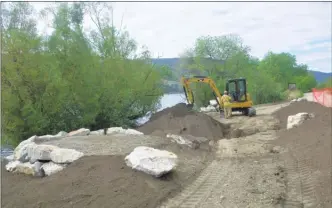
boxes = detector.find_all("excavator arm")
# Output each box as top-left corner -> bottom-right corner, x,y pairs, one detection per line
181,76 -> 223,109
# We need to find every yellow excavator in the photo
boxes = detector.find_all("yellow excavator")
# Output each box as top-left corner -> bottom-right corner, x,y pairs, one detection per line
181,76 -> 256,116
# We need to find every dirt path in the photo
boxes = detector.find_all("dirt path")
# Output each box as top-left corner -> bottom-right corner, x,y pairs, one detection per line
159,100 -> 331,208
159,104 -> 287,208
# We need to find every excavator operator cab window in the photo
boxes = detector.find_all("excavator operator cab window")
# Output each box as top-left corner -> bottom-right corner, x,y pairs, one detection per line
227,81 -> 237,101
238,79 -> 247,102
226,79 -> 247,102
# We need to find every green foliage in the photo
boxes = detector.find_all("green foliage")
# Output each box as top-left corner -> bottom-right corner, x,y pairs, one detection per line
1,2 -> 164,146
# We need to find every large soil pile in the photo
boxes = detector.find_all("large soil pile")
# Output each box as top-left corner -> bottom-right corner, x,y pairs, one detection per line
272,101 -> 332,206
138,103 -> 227,140
2,143 -> 212,208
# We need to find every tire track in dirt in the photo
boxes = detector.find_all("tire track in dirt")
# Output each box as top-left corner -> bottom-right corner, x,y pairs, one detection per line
297,159 -> 318,208
282,153 -> 318,208
159,160 -> 231,208
282,156 -> 304,208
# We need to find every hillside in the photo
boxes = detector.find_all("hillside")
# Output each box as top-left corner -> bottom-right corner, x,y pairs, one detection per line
308,70 -> 332,83
152,58 -> 331,83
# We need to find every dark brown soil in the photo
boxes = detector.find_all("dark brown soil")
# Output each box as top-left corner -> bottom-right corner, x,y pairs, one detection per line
138,103 -> 228,140
1,150 -> 211,208
272,101 -> 332,207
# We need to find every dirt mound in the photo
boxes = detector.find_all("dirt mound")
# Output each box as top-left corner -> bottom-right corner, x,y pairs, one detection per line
273,100 -> 330,129
138,103 -> 227,140
1,150 -> 211,208
272,101 -> 332,207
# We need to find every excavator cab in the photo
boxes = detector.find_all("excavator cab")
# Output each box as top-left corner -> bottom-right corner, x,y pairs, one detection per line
226,78 -> 247,102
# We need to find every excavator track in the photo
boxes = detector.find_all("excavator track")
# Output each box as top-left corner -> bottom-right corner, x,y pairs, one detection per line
159,160 -> 231,208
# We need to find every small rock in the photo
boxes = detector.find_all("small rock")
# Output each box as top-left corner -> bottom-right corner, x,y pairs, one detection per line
41,162 -> 66,176
35,134 -> 56,142
89,129 -> 105,135
8,161 -> 43,176
5,160 -> 21,172
125,146 -> 178,177
50,148 -> 84,164
167,134 -> 195,148
220,195 -> 225,201
55,131 -> 68,137
271,146 -> 282,153
209,100 -> 218,106
290,99 -> 298,103
34,131 -> 68,143
200,105 -> 217,112
68,128 -> 90,136
106,127 -> 143,135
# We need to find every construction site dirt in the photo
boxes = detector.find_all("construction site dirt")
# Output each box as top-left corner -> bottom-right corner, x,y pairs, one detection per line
272,101 -> 332,207
137,103 -> 229,140
1,100 -> 331,208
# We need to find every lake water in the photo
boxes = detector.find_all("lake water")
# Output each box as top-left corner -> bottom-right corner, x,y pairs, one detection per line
0,93 -> 187,157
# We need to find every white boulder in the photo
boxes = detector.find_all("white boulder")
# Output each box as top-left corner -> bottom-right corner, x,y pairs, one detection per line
68,128 -> 90,137
106,127 -> 143,135
5,160 -> 21,172
125,146 -> 178,177
14,141 -> 36,162
15,162 -> 37,176
15,135 -> 36,150
41,162 -> 66,176
209,100 -> 218,106
89,129 -> 105,135
55,131 -> 68,137
6,161 -> 44,176
34,131 -> 67,143
200,105 -> 217,112
166,134 -> 199,149
50,148 -> 84,164
36,134 -> 56,141
27,144 -> 59,163
287,112 -> 314,129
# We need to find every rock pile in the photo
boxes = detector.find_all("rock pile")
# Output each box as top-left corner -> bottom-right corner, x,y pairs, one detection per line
6,134 -> 84,177
5,127 -> 144,177
200,99 -> 219,112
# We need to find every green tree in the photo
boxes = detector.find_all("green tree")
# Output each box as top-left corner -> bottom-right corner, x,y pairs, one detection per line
2,2 -> 165,146
179,34 -> 252,106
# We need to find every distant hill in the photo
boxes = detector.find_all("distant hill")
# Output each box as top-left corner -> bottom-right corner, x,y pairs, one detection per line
308,70 -> 332,83
151,58 -> 331,83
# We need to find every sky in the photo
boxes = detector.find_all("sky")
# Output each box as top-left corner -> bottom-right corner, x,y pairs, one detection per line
32,2 -> 332,73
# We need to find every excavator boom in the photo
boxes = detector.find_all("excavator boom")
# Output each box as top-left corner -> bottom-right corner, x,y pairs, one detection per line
181,76 -> 223,109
